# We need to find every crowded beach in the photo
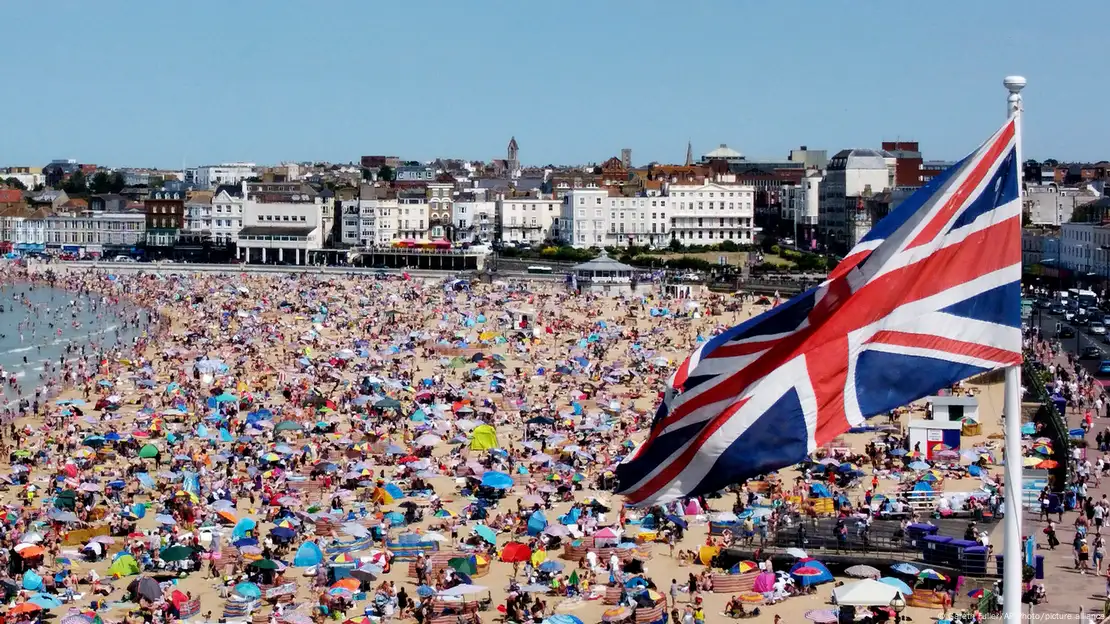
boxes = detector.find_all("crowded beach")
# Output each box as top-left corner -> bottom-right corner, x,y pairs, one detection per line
0,262 -> 1073,624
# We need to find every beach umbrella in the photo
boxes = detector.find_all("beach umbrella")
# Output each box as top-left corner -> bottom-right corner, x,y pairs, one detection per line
274,421 -> 303,432
60,615 -> 94,624
328,587 -> 354,598
473,525 -> 497,544
138,444 -> 160,459
480,471 -> 513,489
792,566 -> 824,578
154,514 -> 176,526
785,547 -> 808,559
331,552 -> 356,565
890,563 -> 919,575
270,527 -> 295,541
804,610 -> 839,623
538,560 -> 564,573
374,398 -> 400,409
351,565 -> 382,582
7,603 -> 41,615
159,545 -> 194,562
50,510 -> 79,523
845,564 -> 881,579
448,557 -> 477,575
214,393 -> 238,404
250,559 -> 280,570
128,577 -> 164,602
878,577 -> 913,594
968,588 -> 986,599
918,569 -> 947,581
233,582 -> 262,599
416,585 -> 436,598
543,616 -> 584,624
341,522 -> 369,538
907,460 -> 930,471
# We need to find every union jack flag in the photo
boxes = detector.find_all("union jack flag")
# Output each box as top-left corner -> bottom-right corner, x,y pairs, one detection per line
617,118 -> 1023,507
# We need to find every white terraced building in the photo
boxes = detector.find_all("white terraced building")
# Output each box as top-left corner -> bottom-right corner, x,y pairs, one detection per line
559,174 -> 757,248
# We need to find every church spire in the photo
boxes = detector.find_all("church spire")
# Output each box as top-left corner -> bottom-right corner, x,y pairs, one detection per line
685,140 -> 693,167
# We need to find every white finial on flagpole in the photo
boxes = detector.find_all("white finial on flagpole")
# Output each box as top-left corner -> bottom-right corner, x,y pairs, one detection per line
1004,75 -> 1026,117
1002,74 -> 1025,624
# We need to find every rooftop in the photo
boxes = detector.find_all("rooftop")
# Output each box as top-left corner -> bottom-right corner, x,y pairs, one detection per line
829,148 -> 894,171
704,144 -> 743,160
239,225 -> 316,237
572,251 -> 636,273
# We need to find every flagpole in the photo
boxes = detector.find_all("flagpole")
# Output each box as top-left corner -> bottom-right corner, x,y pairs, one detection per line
1002,74 -> 1026,623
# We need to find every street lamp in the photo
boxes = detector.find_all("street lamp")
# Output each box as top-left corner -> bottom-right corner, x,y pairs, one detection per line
890,593 -> 906,624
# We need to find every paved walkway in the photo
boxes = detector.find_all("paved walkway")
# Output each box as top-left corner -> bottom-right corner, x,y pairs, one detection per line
1020,341 -> 1108,619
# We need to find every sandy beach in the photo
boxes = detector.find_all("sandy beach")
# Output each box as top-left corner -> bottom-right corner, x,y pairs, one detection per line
0,263 -> 1022,624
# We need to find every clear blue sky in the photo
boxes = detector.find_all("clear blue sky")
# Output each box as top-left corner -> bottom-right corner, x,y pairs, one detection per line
1,1 -> 1100,168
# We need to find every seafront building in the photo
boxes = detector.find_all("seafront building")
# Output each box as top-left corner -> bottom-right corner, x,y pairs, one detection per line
1,140 -> 1108,264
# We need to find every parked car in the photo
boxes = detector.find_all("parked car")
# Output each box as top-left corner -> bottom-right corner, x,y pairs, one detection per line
113,256 -> 137,263
1092,322 -> 1107,336
1060,326 -> 1076,338
1098,360 -> 1110,376
1081,346 -> 1102,360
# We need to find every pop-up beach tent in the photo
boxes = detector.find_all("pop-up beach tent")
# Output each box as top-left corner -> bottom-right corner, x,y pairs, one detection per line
470,425 -> 499,451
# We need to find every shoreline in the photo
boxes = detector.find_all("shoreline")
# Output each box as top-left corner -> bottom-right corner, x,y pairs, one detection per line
0,265 -> 172,417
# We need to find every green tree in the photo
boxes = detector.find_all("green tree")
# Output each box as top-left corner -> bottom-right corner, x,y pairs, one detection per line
378,165 -> 396,182
89,171 -> 112,194
3,177 -> 26,191
668,238 -> 683,252
63,170 -> 88,195
109,172 -> 126,193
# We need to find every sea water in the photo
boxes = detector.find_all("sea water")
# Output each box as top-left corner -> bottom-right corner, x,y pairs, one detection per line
0,282 -> 142,404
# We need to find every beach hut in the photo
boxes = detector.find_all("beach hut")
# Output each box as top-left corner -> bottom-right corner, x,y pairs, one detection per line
907,419 -> 963,461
